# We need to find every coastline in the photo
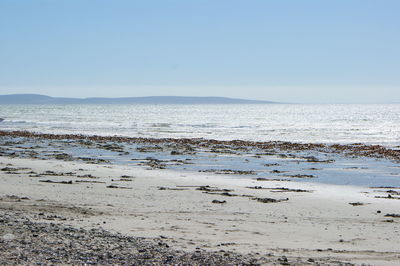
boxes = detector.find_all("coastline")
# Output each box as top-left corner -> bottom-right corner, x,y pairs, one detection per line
1,132 -> 400,265
1,130 -> 400,160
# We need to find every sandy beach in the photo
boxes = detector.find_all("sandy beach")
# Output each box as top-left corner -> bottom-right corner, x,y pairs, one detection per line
2,0 -> 400,263
1,132 -> 400,265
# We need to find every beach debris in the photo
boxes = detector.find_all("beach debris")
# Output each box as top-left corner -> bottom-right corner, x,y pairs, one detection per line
137,145 -> 164,152
158,187 -> 188,191
255,178 -> 291,182
76,174 -> 97,179
278,256 -> 289,264
212,200 -> 227,204
75,180 -> 106,184
199,169 -> 256,175
1,167 -> 22,172
121,175 -> 134,178
2,195 -> 30,202
38,171 -> 76,176
269,187 -> 311,193
112,179 -> 133,182
375,195 -> 400,200
39,180 -> 73,184
77,157 -> 110,164
384,213 -> 400,218
246,186 -> 311,192
106,185 -> 132,189
253,197 -> 289,203
302,156 -> 334,163
175,185 -> 210,188
264,163 -> 280,167
370,186 -> 400,189
386,190 -> 400,195
374,190 -> 400,195
270,170 -> 286,174
348,202 -> 366,206
53,153 -> 74,161
142,158 -> 167,169
240,194 -> 255,198
283,174 -> 315,178
98,143 -> 125,152
204,192 -> 237,197
196,186 -> 234,193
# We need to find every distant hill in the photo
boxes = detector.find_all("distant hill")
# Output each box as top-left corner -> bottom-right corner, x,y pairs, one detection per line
0,94 -> 277,104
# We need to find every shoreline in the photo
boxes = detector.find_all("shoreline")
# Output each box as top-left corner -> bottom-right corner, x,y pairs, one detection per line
1,129 -> 400,187
1,129 -> 400,161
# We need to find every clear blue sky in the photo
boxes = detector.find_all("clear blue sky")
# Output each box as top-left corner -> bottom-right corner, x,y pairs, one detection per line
0,0 -> 399,103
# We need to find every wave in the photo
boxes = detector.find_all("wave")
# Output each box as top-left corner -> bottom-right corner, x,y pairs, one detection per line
150,123 -> 171,128
0,104 -> 399,147
2,119 -> 28,124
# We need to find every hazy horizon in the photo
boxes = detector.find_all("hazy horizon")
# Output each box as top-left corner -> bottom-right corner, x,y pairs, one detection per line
1,93 -> 399,104
1,1 -> 399,104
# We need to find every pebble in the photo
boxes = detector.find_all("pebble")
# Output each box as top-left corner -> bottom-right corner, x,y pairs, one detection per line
2,233 -> 15,240
0,209 -> 354,265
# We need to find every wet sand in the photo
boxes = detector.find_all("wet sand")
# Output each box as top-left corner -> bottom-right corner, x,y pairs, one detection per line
1,130 -> 400,160
1,131 -> 400,265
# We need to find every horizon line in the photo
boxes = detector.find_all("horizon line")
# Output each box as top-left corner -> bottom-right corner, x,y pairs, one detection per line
0,93 -> 398,104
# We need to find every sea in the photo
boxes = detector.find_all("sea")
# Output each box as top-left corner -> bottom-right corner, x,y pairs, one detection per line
0,104 -> 399,147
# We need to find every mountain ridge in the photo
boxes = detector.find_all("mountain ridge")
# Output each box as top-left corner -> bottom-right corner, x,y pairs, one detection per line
0,94 -> 277,104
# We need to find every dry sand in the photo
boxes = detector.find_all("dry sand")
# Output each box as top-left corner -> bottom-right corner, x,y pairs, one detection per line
1,156 -> 399,265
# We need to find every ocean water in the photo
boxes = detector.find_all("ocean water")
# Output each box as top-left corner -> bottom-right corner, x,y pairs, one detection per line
0,104 -> 399,147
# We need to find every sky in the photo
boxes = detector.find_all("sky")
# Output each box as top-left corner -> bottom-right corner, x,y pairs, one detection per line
0,0 -> 399,103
